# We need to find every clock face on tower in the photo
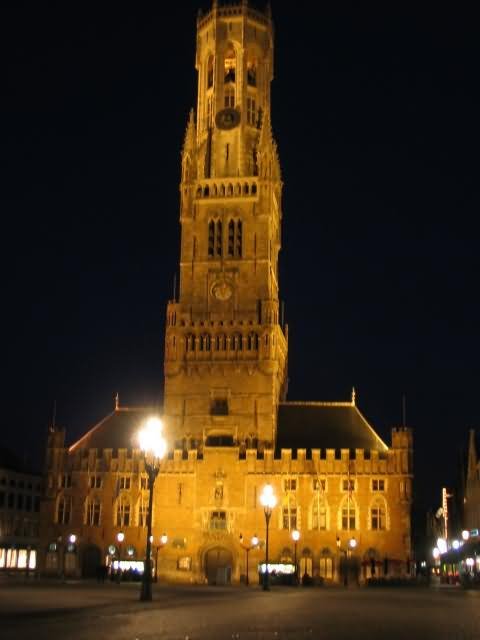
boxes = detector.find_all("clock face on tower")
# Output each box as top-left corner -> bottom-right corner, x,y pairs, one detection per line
215,108 -> 241,130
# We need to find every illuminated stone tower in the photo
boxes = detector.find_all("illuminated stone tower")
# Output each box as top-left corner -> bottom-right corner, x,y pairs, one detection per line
164,1 -> 287,449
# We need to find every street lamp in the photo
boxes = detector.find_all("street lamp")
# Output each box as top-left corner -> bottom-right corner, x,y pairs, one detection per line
138,417 -> 167,602
260,484 -> 277,591
291,529 -> 300,585
239,533 -> 259,586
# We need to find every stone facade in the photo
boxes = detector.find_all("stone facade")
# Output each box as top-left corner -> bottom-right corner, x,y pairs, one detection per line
39,2 -> 413,585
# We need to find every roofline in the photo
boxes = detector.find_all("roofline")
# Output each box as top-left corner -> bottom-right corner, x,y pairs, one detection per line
67,405 -> 163,454
279,401 -> 353,408
279,400 -> 389,451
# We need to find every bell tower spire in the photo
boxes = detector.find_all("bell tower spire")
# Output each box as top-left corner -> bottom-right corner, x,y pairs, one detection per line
164,3 -> 286,450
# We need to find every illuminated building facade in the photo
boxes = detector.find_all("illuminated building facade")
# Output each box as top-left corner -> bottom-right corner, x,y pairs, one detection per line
39,1 -> 413,584
0,449 -> 42,573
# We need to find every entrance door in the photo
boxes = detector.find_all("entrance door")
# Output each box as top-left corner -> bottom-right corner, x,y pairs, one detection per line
82,545 -> 101,578
205,547 -> 233,585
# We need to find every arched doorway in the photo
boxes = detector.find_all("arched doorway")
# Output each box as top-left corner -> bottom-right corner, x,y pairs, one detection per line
204,547 -> 233,585
81,544 -> 102,578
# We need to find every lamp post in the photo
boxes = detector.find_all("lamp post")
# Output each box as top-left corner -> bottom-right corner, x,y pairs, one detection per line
239,533 -> 258,586
260,484 -> 277,591
116,532 -> 125,583
291,529 -> 300,585
152,533 -> 168,583
138,417 -> 167,602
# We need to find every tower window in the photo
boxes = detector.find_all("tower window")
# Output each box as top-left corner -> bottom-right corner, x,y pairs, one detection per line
227,219 -> 242,258
224,87 -> 235,108
206,96 -> 213,127
371,500 -> 387,530
247,97 -> 256,126
224,47 -> 236,84
207,55 -> 214,89
208,219 -> 223,258
211,399 -> 229,416
247,60 -> 257,87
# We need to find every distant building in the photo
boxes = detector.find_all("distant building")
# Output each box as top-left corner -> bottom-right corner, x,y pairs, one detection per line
39,1 -> 413,585
464,429 -> 480,532
0,448 -> 42,573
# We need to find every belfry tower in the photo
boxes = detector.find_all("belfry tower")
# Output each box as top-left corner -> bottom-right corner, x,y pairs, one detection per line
164,1 -> 287,450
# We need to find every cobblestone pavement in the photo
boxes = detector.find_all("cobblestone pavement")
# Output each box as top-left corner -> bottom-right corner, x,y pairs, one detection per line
0,580 -> 479,640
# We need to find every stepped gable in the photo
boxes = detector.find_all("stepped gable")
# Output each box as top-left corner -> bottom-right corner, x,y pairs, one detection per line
68,407 -> 154,453
276,401 -> 388,452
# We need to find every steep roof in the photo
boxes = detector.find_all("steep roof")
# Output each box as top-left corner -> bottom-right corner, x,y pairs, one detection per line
276,402 -> 388,452
68,407 -> 155,453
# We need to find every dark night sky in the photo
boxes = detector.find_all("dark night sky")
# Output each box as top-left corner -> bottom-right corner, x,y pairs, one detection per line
2,1 -> 479,521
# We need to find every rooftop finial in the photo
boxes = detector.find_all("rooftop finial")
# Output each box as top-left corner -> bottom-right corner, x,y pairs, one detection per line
115,392 -> 120,410
351,387 -> 356,406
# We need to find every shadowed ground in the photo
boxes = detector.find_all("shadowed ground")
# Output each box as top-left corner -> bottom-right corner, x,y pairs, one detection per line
0,580 -> 479,639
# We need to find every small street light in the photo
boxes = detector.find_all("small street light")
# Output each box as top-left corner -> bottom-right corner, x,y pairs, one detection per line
291,529 -> 300,585
138,417 -> 167,602
239,533 -> 259,586
152,533 -> 168,583
260,484 -> 277,591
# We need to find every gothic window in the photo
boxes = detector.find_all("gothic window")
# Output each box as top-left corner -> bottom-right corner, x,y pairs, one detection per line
207,54 -> 214,89
282,494 -> 297,530
208,219 -> 222,258
342,479 -> 355,492
202,334 -> 211,351
247,333 -> 258,350
56,495 -> 71,525
138,496 -> 149,527
372,479 -> 385,492
313,478 -> 327,491
283,479 -> 297,492
59,474 -> 71,489
224,86 -> 235,108
215,334 -> 226,350
186,334 -> 195,352
370,499 -> 387,531
227,219 -> 242,258
116,496 -> 131,527
319,550 -> 333,579
311,498 -> 327,530
224,46 -> 236,84
247,96 -> 256,125
85,497 -> 101,526
211,398 -> 229,416
340,499 -> 356,531
210,510 -> 227,530
232,333 -> 243,351
89,475 -> 102,489
119,475 -> 131,490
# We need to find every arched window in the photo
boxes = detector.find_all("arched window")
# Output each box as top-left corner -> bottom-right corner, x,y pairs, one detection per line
85,497 -> 101,526
247,333 -> 258,350
216,334 -> 226,350
208,219 -> 222,258
319,548 -> 333,579
56,495 -> 71,524
116,496 -> 131,527
224,46 -> 236,84
370,498 -> 387,530
207,54 -> 214,89
311,497 -> 327,531
232,333 -> 243,351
